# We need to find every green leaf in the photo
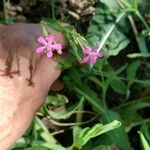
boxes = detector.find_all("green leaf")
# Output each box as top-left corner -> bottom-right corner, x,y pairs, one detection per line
87,1 -> 129,56
73,83 -> 106,114
10,138 -> 28,149
110,78 -> 127,94
41,19 -> 85,63
138,131 -> 150,150
114,97 -> 150,128
131,0 -> 138,10
45,94 -> 69,106
68,68 -> 82,85
39,132 -> 66,150
138,34 -> 149,54
31,117 -> 66,150
71,120 -> 121,150
101,0 -> 119,9
35,117 -> 49,132
140,123 -> 150,144
101,111 -> 131,150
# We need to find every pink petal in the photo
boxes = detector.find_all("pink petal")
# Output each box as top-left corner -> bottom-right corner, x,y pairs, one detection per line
82,56 -> 90,63
96,52 -> 103,57
46,35 -> 55,45
83,47 -> 91,54
35,46 -> 46,53
51,44 -> 62,50
90,57 -> 97,64
46,50 -> 53,58
93,48 -> 98,52
37,36 -> 47,45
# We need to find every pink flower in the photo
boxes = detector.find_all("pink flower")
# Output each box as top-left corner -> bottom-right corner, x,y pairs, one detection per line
82,47 -> 103,64
35,34 -> 62,58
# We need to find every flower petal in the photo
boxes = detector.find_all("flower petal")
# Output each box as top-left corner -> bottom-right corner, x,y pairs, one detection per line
96,52 -> 103,57
51,44 -> 62,50
82,56 -> 90,63
90,56 -> 97,64
83,47 -> 91,54
37,36 -> 47,45
46,35 -> 55,45
35,46 -> 46,53
93,47 -> 98,52
46,50 -> 53,58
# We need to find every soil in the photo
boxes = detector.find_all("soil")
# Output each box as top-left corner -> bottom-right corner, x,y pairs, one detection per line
0,0 -> 97,33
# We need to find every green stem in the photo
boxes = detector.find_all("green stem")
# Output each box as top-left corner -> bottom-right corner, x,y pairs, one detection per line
3,0 -> 7,19
76,97 -> 84,123
48,114 -> 98,127
97,12 -> 125,52
126,118 -> 150,132
99,67 -> 107,111
51,0 -> 56,19
135,11 -> 149,29
128,15 -> 139,44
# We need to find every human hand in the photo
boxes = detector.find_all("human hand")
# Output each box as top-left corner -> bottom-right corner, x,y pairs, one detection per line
0,23 -> 66,149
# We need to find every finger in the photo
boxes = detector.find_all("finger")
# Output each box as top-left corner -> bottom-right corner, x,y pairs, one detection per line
34,57 -> 61,96
0,24 -> 5,28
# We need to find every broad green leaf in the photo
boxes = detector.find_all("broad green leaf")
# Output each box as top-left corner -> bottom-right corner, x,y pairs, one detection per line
110,78 -> 127,94
101,111 -> 131,150
87,1 -> 129,56
71,120 -> 121,150
138,131 -> 150,150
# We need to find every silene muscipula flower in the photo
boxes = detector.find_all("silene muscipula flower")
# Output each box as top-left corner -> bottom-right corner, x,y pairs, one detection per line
36,34 -> 62,58
82,47 -> 103,64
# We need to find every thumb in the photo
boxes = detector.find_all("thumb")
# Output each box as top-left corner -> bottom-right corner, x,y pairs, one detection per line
34,29 -> 66,96
35,57 -> 61,95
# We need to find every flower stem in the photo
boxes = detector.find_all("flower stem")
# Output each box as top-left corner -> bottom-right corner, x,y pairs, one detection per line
135,11 -> 149,29
97,12 -> 125,52
3,0 -> 7,20
76,97 -> 84,123
51,0 -> 56,19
